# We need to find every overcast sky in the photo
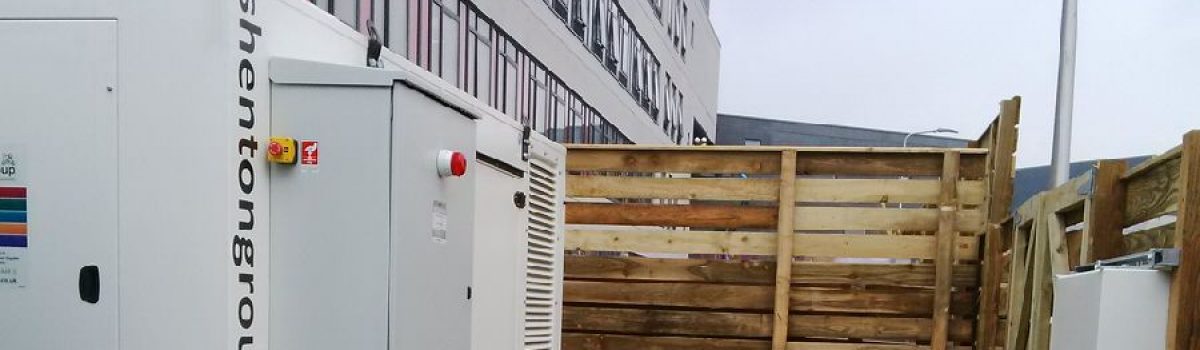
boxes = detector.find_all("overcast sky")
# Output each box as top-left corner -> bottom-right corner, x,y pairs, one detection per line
709,0 -> 1200,167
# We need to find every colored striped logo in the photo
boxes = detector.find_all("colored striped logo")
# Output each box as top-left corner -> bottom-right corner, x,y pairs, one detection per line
0,187 -> 26,248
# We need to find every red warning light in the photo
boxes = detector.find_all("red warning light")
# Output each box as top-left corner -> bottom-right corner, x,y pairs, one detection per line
450,152 -> 467,176
437,150 -> 467,177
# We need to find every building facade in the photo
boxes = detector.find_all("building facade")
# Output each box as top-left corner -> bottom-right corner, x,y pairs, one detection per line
309,0 -> 721,144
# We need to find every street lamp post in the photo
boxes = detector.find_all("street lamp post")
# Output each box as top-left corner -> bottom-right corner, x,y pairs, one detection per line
902,128 -> 959,147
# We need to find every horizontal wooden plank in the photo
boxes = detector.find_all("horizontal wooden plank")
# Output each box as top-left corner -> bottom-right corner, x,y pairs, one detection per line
1124,223 -> 1176,254
795,152 -> 986,179
563,333 -> 931,350
563,306 -> 973,342
566,143 -> 989,154
795,178 -> 986,205
1123,156 -> 1181,226
567,203 -> 984,232
794,207 -> 984,233
566,230 -> 981,260
567,149 -> 783,174
564,256 -> 981,287
565,148 -> 987,178
788,233 -> 980,260
566,177 -> 988,204
565,280 -> 977,316
567,203 -> 777,229
567,176 -> 779,201
1123,144 -> 1182,181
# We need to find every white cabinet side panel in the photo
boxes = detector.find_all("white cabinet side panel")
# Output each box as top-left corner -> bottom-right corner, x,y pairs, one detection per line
390,84 -> 477,350
471,165 -> 526,350
269,84 -> 393,350
0,19 -> 118,350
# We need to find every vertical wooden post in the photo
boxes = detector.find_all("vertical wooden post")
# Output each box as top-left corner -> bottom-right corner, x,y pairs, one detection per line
1006,217 -> 1036,350
978,96 -> 1020,350
932,151 -> 960,350
1167,130 -> 1200,350
770,150 -> 798,350
1084,160 -> 1128,263
1025,200 -> 1055,350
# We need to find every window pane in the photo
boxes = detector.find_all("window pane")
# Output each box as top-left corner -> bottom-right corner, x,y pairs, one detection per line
440,1 -> 459,82
373,0 -> 387,45
533,68 -> 547,132
334,0 -> 358,29
429,2 -> 442,73
476,28 -> 491,105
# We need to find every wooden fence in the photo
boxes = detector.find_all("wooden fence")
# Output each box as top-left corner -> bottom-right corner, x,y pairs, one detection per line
1002,130 -> 1200,350
560,97 -> 1021,350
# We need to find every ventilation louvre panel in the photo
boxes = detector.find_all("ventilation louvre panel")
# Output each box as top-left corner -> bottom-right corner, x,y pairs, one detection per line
524,157 -> 559,350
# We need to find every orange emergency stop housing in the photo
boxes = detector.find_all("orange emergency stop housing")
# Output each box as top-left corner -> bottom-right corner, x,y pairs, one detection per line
267,137 -> 298,164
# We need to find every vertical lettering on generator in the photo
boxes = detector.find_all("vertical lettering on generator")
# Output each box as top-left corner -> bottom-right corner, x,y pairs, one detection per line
233,0 -> 262,349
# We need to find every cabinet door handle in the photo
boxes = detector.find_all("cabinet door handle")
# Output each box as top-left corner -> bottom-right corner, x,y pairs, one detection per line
79,265 -> 99,304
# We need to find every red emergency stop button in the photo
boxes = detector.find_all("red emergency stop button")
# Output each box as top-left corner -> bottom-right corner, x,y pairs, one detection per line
437,150 -> 467,177
267,137 -> 298,164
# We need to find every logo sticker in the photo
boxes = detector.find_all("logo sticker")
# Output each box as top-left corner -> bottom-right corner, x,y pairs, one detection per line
0,152 -> 16,181
300,140 -> 319,166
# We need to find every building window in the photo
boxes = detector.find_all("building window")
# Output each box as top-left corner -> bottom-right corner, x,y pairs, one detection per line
648,0 -> 662,18
427,0 -> 458,81
306,0 -> 636,145
588,0 -> 605,56
603,6 -> 617,71
498,37 -> 520,118
531,66 -> 548,132
569,0 -> 586,37
551,0 -> 568,20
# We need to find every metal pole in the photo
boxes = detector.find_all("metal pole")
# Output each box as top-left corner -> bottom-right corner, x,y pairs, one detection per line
903,128 -> 958,147
903,132 -> 920,148
1050,0 -> 1078,186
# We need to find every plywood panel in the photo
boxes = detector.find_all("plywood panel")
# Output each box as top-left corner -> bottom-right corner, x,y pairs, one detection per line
1124,157 -> 1181,226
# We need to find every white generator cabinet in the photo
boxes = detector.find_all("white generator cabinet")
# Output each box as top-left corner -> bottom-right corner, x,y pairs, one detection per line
268,58 -> 478,350
1051,268 -> 1171,350
0,0 -> 566,347
472,110 -> 566,350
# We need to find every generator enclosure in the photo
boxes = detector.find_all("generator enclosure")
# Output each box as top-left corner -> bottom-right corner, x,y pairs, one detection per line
472,112 -> 566,350
268,58 -> 478,350
0,1 -> 564,349
1050,268 -> 1171,350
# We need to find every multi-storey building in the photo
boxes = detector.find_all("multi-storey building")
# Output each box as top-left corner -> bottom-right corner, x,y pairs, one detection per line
308,0 -> 721,144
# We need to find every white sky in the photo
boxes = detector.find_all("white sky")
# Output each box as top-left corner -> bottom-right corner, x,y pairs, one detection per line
710,0 -> 1200,167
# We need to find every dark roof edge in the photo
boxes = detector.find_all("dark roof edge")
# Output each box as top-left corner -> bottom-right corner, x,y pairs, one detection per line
717,113 -> 971,142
